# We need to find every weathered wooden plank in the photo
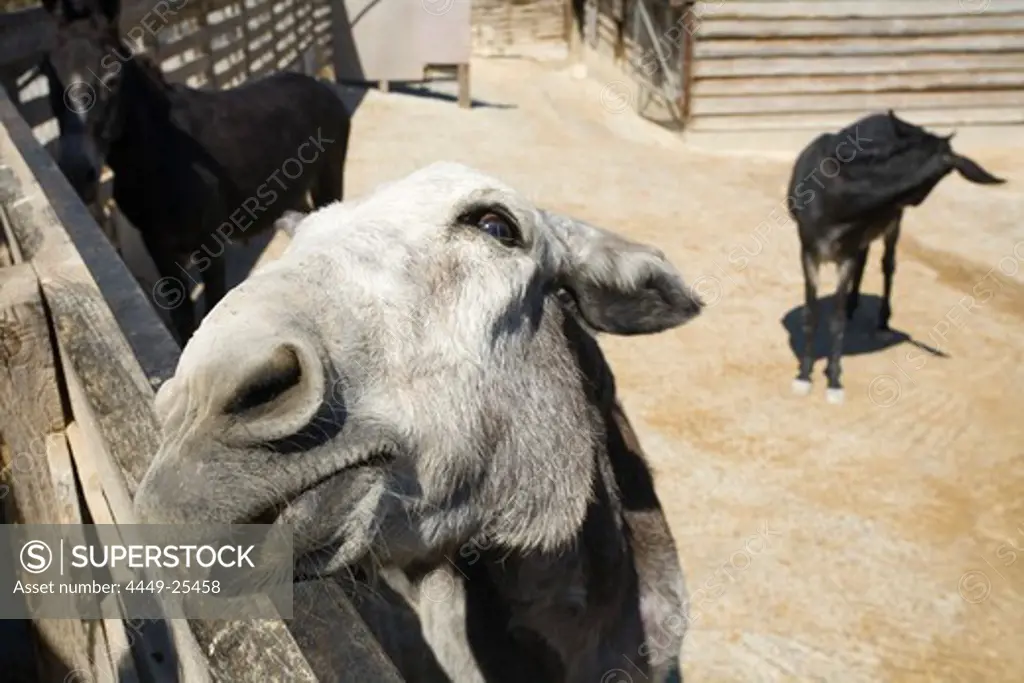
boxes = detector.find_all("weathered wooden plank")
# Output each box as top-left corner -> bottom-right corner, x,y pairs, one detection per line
159,25 -> 211,60
248,27 -> 276,53
196,11 -> 219,87
165,54 -> 213,85
0,265 -> 64,478
687,107 -> 1024,132
65,421 -> 148,683
458,63 -> 471,109
691,88 -> 1024,116
288,579 -> 406,683
47,431 -> 128,683
707,1 -> 1024,19
2,201 -> 181,683
246,7 -> 276,34
209,36 -> 246,67
58,350 -> 213,683
2,84 -> 402,683
0,233 -> 12,267
698,15 -> 1024,39
207,11 -> 247,38
695,33 -> 1024,59
250,53 -> 279,80
0,87 -> 321,683
695,52 -> 1024,78
216,58 -> 248,84
693,71 -> 1024,97
0,263 -> 94,682
44,433 -> 83,536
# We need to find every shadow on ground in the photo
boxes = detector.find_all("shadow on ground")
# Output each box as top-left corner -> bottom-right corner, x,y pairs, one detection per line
344,79 -> 516,110
780,293 -> 950,364
327,80 -> 371,117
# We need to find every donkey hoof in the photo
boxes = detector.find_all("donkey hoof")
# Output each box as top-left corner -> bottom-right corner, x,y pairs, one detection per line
791,378 -> 812,396
826,388 -> 845,405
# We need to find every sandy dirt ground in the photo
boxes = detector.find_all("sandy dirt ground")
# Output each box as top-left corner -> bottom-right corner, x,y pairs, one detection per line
124,56 -> 1024,682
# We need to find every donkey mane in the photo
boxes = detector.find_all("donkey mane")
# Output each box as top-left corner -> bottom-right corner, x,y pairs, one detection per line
127,51 -> 175,96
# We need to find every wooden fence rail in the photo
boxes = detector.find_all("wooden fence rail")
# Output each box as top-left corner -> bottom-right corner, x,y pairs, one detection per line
0,58 -> 403,683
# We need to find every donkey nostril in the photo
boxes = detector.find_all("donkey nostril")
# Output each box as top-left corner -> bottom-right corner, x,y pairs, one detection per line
225,345 -> 303,415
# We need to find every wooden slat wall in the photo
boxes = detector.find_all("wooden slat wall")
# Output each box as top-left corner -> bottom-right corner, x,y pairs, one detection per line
583,0 -> 624,61
689,0 -> 1024,131
472,0 -> 569,58
0,0 -> 333,140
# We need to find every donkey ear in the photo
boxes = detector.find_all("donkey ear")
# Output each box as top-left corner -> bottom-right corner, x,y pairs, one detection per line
544,211 -> 703,336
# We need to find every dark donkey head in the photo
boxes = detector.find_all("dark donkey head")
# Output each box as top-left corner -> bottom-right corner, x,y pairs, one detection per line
882,110 -> 1006,190
40,0 -> 130,204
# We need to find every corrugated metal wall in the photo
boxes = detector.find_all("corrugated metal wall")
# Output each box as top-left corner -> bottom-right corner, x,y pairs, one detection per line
689,0 -> 1024,131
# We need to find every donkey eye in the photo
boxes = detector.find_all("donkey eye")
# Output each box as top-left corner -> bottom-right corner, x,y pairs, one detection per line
458,204 -> 522,248
478,212 -> 514,241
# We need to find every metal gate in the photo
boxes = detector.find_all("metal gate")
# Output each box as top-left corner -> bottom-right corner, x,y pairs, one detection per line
582,0 -> 694,126
625,0 -> 690,123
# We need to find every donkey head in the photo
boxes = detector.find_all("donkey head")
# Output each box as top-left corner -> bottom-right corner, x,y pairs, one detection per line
40,0 -> 126,203
884,109 -> 1006,186
134,162 -> 702,577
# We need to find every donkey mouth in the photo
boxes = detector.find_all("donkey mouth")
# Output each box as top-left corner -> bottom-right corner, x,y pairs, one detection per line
242,449 -> 396,580
249,449 -> 395,526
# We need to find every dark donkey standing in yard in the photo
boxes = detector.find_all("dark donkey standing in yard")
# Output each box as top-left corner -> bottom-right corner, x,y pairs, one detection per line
40,0 -> 351,343
788,110 -> 1005,404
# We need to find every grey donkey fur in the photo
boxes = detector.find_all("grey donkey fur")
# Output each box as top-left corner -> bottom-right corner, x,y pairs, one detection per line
133,162 -> 702,682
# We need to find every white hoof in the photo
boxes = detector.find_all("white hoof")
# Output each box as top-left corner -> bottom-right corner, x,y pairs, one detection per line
826,388 -> 845,405
791,378 -> 812,396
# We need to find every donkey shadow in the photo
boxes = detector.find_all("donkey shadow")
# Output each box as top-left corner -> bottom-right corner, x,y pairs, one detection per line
780,293 -> 950,363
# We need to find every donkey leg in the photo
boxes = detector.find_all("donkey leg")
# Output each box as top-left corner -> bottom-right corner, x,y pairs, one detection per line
824,258 -> 857,404
846,246 -> 868,320
202,253 -> 227,321
143,234 -> 196,345
310,157 -> 344,208
878,217 -> 901,333
793,247 -> 820,396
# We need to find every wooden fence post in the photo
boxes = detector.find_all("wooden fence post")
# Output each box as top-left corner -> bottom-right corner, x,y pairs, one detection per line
457,63 -> 471,108
199,1 -> 219,88
680,0 -> 695,123
0,263 -> 96,682
239,0 -> 251,78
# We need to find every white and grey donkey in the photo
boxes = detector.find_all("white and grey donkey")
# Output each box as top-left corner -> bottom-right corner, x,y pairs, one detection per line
134,162 -> 702,683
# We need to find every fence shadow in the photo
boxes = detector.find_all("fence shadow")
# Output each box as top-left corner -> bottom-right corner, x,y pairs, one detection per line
379,80 -> 516,110
780,293 -> 950,363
